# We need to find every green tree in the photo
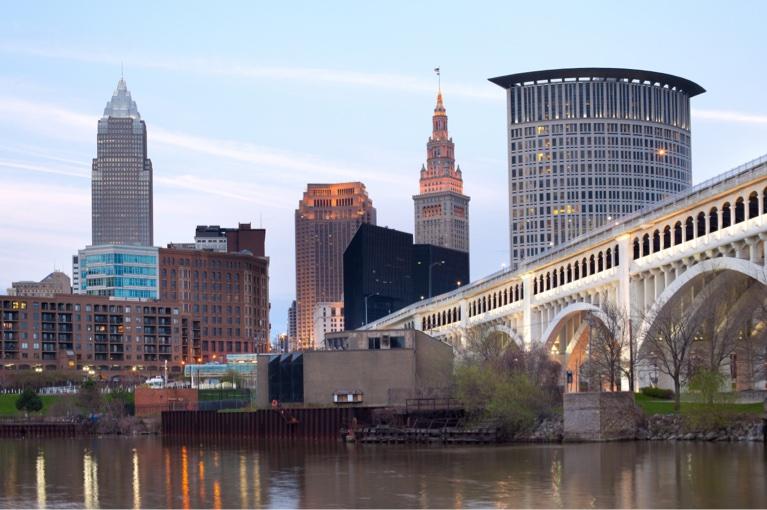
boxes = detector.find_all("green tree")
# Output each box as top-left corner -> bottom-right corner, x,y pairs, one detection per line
15,388 -> 43,416
687,369 -> 728,406
684,368 -> 734,429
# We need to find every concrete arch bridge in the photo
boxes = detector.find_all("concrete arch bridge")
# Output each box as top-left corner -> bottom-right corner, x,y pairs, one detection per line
362,155 -> 767,390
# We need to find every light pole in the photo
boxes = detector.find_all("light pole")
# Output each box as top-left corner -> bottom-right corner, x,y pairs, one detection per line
363,293 -> 379,326
427,260 -> 445,299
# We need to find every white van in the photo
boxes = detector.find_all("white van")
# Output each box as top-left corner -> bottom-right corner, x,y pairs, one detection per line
146,376 -> 165,389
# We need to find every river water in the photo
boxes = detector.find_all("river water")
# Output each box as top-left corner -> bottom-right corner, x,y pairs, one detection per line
0,437 -> 764,508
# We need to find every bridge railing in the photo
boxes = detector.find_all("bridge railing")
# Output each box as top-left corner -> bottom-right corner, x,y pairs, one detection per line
362,154 -> 767,328
521,154 -> 767,271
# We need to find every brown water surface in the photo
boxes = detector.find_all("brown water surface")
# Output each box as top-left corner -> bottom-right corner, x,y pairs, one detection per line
0,437 -> 764,508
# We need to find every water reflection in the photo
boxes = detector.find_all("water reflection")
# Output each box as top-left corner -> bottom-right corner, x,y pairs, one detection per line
82,449 -> 99,509
132,448 -> 141,510
0,438 -> 763,508
35,448 -> 45,509
180,445 -> 190,510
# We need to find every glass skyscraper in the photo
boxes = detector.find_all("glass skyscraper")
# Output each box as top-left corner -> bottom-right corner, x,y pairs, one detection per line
489,68 -> 704,269
92,78 -> 153,246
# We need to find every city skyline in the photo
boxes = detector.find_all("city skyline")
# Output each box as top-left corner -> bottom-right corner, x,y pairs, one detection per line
2,2 -> 767,336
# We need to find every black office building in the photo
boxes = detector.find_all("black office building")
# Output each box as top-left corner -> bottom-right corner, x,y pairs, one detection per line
413,244 -> 470,301
344,224 -> 414,330
344,224 -> 470,330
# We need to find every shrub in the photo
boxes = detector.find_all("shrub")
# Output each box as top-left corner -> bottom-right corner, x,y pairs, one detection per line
15,388 -> 43,414
105,389 -> 135,416
640,386 -> 674,400
76,379 -> 103,414
455,362 -> 552,438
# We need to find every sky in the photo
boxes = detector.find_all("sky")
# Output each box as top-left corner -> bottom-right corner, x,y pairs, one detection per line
2,1 -> 767,336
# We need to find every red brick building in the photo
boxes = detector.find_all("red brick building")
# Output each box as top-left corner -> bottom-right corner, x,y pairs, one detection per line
159,235 -> 270,362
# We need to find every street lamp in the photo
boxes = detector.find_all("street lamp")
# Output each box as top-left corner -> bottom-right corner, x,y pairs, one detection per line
427,260 -> 445,299
363,293 -> 379,325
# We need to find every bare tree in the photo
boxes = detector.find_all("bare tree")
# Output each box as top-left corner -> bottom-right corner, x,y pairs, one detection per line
585,302 -> 630,392
463,323 -> 516,366
734,274 -> 767,389
689,274 -> 759,376
639,300 -> 700,411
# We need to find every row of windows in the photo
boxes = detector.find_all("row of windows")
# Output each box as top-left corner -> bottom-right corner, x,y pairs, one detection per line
534,245 -> 620,295
633,190 -> 767,260
509,81 -> 691,128
83,253 -> 157,265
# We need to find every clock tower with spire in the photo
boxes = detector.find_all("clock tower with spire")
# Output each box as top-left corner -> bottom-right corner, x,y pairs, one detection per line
413,89 -> 470,253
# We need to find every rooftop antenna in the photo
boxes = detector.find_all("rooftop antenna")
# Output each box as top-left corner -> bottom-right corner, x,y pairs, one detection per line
434,67 -> 441,92
121,61 -> 124,80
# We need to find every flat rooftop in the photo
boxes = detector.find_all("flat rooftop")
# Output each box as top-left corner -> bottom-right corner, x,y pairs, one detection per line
488,67 -> 705,97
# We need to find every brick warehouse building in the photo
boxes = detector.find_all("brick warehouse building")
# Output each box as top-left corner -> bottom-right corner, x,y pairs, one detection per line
159,243 -> 270,361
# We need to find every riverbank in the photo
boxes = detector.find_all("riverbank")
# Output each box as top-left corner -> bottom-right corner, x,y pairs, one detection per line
0,415 -> 160,437
514,412 -> 765,443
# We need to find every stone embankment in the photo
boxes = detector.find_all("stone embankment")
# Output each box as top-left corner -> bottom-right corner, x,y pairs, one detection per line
91,415 -> 161,435
513,417 -> 564,442
637,414 -> 764,442
518,414 -> 764,443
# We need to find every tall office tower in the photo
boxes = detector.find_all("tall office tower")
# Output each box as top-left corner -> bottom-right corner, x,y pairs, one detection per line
489,68 -> 704,268
92,78 -> 153,246
295,182 -> 376,349
287,300 -> 297,351
413,89 -> 470,253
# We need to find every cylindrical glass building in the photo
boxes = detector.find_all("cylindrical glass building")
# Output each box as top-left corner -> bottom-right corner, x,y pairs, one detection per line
489,68 -> 704,268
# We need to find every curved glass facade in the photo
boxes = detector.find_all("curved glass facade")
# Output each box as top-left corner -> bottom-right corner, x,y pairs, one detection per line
492,70 -> 703,268
76,245 -> 159,299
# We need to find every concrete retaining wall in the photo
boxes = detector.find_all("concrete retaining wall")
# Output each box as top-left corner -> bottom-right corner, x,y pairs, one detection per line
564,392 -> 639,442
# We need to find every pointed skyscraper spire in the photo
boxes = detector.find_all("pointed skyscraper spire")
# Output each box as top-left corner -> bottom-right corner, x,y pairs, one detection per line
414,77 -> 470,254
103,77 -> 141,120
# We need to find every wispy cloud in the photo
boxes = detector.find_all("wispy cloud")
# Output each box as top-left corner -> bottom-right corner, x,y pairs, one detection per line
0,159 -> 88,178
0,42 -> 500,101
0,96 -> 404,186
692,109 -> 767,125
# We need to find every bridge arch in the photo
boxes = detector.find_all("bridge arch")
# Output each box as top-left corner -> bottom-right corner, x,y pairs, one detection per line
538,302 -> 606,349
636,256 -> 767,348
475,323 -> 524,349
